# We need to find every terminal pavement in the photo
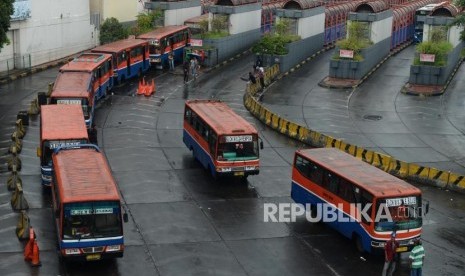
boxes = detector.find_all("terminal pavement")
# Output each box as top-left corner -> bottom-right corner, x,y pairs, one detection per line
245,45 -> 465,193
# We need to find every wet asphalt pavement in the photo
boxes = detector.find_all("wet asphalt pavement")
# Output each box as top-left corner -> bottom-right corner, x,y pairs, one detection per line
0,52 -> 464,275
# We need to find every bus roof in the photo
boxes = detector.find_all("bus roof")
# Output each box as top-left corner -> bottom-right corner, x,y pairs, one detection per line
92,38 -> 148,54
296,148 -> 421,198
51,71 -> 92,98
137,25 -> 189,40
53,148 -> 120,203
60,53 -> 112,73
186,99 -> 258,136
41,105 -> 88,141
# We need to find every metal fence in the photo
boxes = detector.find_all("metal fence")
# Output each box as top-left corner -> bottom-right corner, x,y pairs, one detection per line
0,54 -> 32,78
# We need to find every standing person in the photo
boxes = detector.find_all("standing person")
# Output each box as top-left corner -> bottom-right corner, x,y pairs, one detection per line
248,72 -> 256,84
409,240 -> 425,276
257,65 -> 265,89
183,60 -> 189,83
382,232 -> 399,276
168,52 -> 175,71
190,58 -> 197,78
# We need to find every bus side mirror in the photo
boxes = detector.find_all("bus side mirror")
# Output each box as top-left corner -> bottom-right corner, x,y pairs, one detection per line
123,213 -> 128,223
36,147 -> 41,157
260,141 -> 264,150
423,201 -> 429,215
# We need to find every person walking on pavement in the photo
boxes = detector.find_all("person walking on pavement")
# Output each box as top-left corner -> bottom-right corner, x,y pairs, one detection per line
257,65 -> 265,89
183,60 -> 189,83
190,58 -> 197,78
409,240 -> 425,276
382,231 -> 399,276
168,52 -> 175,71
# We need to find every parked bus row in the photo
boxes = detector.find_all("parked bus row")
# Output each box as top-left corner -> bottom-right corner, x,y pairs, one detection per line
37,25 -> 192,262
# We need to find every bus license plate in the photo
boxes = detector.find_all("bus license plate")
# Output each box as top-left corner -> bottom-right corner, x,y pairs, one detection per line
396,247 -> 408,253
86,253 -> 101,261
234,172 -> 244,176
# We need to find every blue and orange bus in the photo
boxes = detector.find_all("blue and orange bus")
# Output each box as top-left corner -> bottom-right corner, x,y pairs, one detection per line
37,105 -> 89,187
137,25 -> 190,69
291,148 -> 427,254
92,38 -> 150,84
183,99 -> 263,179
50,53 -> 113,128
51,145 -> 128,261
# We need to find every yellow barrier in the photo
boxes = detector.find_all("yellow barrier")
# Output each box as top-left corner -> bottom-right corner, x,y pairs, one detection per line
427,167 -> 449,188
371,152 -> 391,172
408,163 -> 430,180
16,210 -> 30,240
243,63 -> 465,193
388,159 -> 409,178
448,172 -> 465,191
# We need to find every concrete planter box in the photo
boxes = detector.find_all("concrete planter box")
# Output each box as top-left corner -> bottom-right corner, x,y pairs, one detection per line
255,32 -> 324,73
201,29 -> 261,67
409,42 -> 464,86
329,38 -> 390,80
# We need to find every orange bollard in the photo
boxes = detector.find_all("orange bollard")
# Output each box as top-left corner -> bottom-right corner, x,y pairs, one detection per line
31,240 -> 41,267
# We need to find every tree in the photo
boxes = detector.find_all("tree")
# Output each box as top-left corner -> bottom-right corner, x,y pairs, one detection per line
100,17 -> 127,45
129,10 -> 163,36
0,0 -> 15,50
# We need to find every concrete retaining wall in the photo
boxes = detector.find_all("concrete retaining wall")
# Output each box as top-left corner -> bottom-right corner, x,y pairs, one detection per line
409,41 -> 464,86
202,29 -> 261,67
329,37 -> 391,79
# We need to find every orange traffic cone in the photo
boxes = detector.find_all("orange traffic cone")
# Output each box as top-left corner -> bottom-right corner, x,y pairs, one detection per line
137,78 -> 146,95
31,240 -> 41,267
24,227 -> 34,261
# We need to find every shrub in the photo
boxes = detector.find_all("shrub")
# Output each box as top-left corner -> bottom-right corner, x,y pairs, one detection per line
100,18 -> 128,45
251,19 -> 301,56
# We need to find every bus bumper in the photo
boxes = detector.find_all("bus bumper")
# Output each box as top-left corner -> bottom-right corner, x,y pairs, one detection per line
62,251 -> 124,262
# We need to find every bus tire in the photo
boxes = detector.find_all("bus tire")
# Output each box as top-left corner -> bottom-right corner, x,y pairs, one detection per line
354,234 -> 364,253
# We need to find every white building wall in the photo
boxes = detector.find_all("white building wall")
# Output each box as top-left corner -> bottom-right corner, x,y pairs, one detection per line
297,13 -> 324,40
370,16 -> 392,44
103,0 -> 139,23
165,7 -> 202,26
229,10 -> 261,35
447,25 -> 461,47
370,17 -> 392,44
8,0 -> 97,68
0,31 -> 15,71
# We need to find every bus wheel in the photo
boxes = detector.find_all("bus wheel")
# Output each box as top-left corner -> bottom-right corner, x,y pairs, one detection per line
354,234 -> 364,253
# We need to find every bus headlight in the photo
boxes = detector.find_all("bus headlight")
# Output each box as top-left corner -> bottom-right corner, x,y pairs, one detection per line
245,166 -> 257,171
106,245 -> 122,252
64,248 -> 81,255
220,167 -> 232,172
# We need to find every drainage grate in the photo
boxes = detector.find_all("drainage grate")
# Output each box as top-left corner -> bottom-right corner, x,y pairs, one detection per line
363,115 -> 382,121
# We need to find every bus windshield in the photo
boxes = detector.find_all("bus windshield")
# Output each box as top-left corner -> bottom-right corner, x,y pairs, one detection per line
63,202 -> 122,240
375,195 -> 422,232
218,135 -> 258,161
42,139 -> 88,166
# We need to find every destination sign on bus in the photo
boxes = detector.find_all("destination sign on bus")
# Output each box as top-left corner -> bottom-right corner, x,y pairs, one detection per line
225,135 -> 253,143
57,99 -> 82,105
70,208 -> 114,215
385,196 -> 417,207
48,140 -> 83,150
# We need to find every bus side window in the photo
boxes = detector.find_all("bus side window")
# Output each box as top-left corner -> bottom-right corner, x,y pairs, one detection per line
338,178 -> 355,203
309,163 -> 323,185
324,173 -> 339,194
356,189 -> 373,225
209,133 -> 217,156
